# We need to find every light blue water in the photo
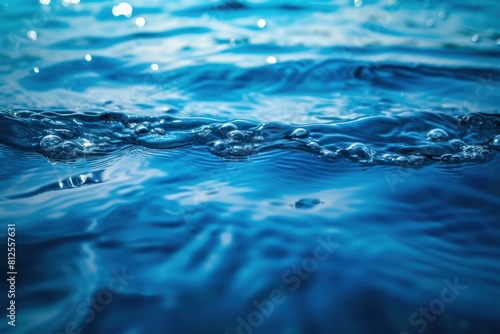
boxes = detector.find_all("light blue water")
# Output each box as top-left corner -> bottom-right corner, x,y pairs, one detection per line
1,1 -> 500,333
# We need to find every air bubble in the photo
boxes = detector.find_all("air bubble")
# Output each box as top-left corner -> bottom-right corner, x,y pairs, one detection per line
449,139 -> 466,150
307,142 -> 320,151
227,130 -> 245,142
62,141 -> 77,153
39,135 -> 63,152
152,128 -> 165,135
345,142 -> 371,160
461,114 -> 483,127
135,125 -> 149,134
213,140 -> 228,154
320,149 -> 336,162
463,145 -> 473,154
231,145 -> 255,156
441,154 -> 451,162
427,128 -> 449,141
220,122 -> 237,132
196,128 -> 214,142
291,128 -> 308,138
441,154 -> 461,163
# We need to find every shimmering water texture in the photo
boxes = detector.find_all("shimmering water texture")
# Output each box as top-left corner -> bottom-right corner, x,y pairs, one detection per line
1,0 -> 500,334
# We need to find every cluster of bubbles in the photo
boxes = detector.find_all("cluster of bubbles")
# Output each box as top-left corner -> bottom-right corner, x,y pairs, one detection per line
37,132 -> 110,162
38,134 -> 86,161
428,128 -> 492,163
321,127 -> 496,165
206,123 -> 259,157
427,128 -> 449,141
32,112 -> 499,166
130,121 -> 165,136
442,139 -> 490,162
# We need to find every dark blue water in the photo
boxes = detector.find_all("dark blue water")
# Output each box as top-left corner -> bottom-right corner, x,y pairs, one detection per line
1,1 -> 500,333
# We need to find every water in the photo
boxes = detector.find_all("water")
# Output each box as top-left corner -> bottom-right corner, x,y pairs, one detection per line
1,1 -> 499,333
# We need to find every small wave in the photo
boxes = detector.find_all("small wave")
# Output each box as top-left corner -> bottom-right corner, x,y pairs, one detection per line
0,109 -> 498,165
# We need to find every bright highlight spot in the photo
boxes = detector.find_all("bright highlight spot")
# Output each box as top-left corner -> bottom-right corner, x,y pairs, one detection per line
62,0 -> 80,5
82,139 -> 92,147
40,0 -> 51,5
33,67 -> 39,73
151,63 -> 159,71
354,0 -> 363,7
85,54 -> 92,61
27,30 -> 37,40
266,56 -> 277,64
257,19 -> 266,28
112,2 -> 133,18
135,17 -> 146,27
472,34 -> 479,42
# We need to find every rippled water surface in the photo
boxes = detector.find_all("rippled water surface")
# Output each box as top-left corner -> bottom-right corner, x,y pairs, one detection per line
1,1 -> 500,333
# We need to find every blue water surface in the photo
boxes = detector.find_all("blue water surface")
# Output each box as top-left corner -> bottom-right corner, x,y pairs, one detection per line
1,0 -> 500,333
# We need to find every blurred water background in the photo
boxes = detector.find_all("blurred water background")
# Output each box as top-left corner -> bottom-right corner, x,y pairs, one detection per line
0,0 -> 500,333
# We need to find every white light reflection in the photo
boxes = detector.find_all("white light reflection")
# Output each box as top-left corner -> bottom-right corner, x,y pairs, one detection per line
112,2 -> 133,18
135,17 -> 145,27
27,30 -> 37,40
266,56 -> 277,64
62,0 -> 80,6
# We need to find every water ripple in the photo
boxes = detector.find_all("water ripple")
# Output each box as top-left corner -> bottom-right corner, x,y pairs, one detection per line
0,109 -> 497,165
